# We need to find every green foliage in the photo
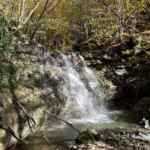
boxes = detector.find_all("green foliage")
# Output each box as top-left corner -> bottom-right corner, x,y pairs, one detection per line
0,0 -> 148,50
0,16 -> 12,56
0,15 -> 17,89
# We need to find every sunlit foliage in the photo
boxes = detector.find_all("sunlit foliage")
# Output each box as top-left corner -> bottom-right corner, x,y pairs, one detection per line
0,0 -> 148,49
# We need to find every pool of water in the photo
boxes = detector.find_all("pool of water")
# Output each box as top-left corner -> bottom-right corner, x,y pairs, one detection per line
46,111 -> 138,142
12,110 -> 139,150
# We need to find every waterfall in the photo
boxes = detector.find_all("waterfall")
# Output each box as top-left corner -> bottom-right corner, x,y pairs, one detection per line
40,51 -> 112,123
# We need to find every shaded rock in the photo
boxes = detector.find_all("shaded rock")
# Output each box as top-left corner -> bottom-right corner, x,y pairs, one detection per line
133,97 -> 150,123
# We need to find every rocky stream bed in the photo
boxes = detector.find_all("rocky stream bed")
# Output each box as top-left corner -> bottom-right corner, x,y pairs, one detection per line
6,127 -> 150,150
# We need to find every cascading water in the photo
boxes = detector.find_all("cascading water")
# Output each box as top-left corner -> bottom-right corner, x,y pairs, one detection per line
40,51 -> 113,124
61,54 -> 111,123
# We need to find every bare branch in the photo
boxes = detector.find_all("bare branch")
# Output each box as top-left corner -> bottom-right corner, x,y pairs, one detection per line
48,112 -> 80,134
17,0 -> 41,30
19,0 -> 26,23
30,0 -> 50,39
30,0 -> 60,40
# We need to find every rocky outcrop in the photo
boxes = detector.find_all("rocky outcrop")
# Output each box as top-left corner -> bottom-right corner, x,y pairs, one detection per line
81,33 -> 150,109
0,44 -> 67,147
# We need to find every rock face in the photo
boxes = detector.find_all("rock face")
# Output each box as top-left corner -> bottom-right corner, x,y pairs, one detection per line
133,97 -> 150,123
79,30 -> 150,126
0,44 -> 66,145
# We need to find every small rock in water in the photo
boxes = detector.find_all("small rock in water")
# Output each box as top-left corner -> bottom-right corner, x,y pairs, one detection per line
140,118 -> 150,129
